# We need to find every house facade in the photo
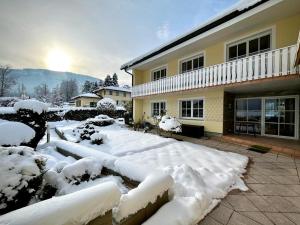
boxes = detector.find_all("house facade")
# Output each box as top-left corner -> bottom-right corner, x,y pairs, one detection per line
94,86 -> 132,106
72,93 -> 101,107
121,0 -> 300,140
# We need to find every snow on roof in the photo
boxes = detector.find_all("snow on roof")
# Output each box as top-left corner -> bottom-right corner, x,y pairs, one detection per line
0,182 -> 121,225
121,0 -> 266,69
95,86 -> 132,93
71,93 -> 101,100
14,99 -> 49,114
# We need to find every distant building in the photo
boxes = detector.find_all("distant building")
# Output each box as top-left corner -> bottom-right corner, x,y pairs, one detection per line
94,86 -> 132,106
71,93 -> 101,107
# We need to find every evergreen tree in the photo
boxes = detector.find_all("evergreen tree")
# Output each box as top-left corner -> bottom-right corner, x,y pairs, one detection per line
112,73 -> 119,87
103,75 -> 113,87
82,81 -> 92,93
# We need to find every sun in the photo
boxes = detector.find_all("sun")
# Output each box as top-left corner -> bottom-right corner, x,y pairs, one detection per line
46,49 -> 71,72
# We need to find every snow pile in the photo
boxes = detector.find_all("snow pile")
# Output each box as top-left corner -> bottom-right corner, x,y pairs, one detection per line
0,121 -> 35,146
14,99 -> 48,114
97,97 -> 116,111
72,93 -> 100,99
0,146 -> 45,213
90,132 -> 107,145
236,0 -> 262,11
86,114 -> 115,126
0,182 -> 121,225
159,115 -> 182,133
0,107 -> 16,114
113,172 -> 173,222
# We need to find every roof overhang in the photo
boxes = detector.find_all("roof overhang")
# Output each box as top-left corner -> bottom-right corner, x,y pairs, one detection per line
121,0 -> 300,71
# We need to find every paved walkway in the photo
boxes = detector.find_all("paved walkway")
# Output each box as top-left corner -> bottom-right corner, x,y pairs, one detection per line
195,139 -> 300,225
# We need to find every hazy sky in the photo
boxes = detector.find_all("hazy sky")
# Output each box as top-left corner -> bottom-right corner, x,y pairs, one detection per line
0,0 -> 237,85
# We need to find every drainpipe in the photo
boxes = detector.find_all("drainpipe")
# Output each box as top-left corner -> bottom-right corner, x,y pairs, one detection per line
124,68 -> 134,123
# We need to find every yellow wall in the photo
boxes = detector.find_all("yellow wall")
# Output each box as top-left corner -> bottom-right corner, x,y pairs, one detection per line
95,89 -> 132,105
75,97 -> 100,107
138,88 -> 224,134
133,14 -> 300,85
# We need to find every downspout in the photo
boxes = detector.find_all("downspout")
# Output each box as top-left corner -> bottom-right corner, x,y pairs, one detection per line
124,68 -> 134,122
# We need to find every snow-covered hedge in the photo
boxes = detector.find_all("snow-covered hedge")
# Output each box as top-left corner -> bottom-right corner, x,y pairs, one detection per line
113,172 -> 173,223
0,146 -> 46,215
86,114 -> 114,127
14,99 -> 48,115
97,98 -> 116,111
0,182 -> 121,225
159,115 -> 182,133
0,121 -> 35,146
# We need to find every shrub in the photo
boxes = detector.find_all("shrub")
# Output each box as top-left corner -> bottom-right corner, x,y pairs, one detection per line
0,146 -> 46,215
85,115 -> 114,127
90,132 -> 107,145
97,98 -> 116,111
159,115 -> 182,133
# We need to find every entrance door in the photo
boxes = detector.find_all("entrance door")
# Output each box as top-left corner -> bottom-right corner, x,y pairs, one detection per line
264,97 -> 297,138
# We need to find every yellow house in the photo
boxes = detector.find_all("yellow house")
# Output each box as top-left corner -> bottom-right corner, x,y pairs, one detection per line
72,93 -> 101,107
121,0 -> 300,140
94,86 -> 132,106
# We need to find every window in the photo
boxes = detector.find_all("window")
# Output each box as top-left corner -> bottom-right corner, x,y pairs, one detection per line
116,100 -> 119,105
227,33 -> 271,61
116,91 -> 119,96
90,102 -> 97,107
152,67 -> 166,81
109,90 -> 113,95
76,100 -> 81,107
123,92 -> 126,97
103,90 -> 106,95
180,99 -> 204,119
151,102 -> 166,117
181,54 -> 204,73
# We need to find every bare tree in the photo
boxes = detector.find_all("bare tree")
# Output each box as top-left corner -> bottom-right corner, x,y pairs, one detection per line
59,79 -> 78,102
34,83 -> 51,102
0,65 -> 16,97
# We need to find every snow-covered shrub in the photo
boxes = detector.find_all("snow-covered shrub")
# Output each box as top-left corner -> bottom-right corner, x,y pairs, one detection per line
72,123 -> 96,140
0,121 -> 35,147
0,146 -> 46,215
86,114 -> 114,127
0,97 -> 21,107
159,115 -> 182,133
63,108 -> 100,121
90,132 -> 107,145
14,99 -> 49,148
44,157 -> 103,195
97,98 -> 116,112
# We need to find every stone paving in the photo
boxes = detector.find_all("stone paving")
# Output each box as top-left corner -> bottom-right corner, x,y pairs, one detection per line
195,138 -> 300,225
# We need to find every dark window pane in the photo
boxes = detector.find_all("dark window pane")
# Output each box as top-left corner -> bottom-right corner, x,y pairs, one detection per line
236,99 -> 247,110
161,69 -> 166,78
265,123 -> 278,135
199,57 -> 204,68
280,98 -> 295,111
193,100 -> 199,109
279,111 -> 295,124
193,109 -> 198,117
247,123 -> 260,134
248,111 -> 261,122
249,38 -> 259,55
186,108 -> 191,117
279,124 -> 294,137
182,62 -> 187,73
236,111 -> 247,121
199,109 -> 203,118
182,101 -> 186,109
238,42 -> 247,58
248,99 -> 261,110
265,99 -> 278,111
193,58 -> 199,69
186,101 -> 191,108
265,110 -> 279,123
186,60 -> 192,71
260,35 -> 270,51
199,100 -> 203,108
229,46 -> 237,60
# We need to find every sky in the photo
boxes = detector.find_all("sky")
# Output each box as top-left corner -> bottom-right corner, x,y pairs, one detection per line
0,0 -> 238,86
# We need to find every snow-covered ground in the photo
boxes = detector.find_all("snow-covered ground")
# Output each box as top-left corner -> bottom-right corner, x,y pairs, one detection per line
52,120 -> 248,224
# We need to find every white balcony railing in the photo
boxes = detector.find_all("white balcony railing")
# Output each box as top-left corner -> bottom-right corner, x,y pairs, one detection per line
132,45 -> 299,97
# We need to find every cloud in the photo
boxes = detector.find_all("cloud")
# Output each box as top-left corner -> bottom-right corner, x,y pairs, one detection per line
156,22 -> 170,41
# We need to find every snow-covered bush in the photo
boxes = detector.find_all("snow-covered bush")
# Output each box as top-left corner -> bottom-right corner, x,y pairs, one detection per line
0,97 -> 20,107
72,123 -> 97,140
97,98 -> 116,112
159,115 -> 182,133
44,157 -> 103,195
0,146 -> 46,215
90,132 -> 107,145
14,99 -> 49,148
0,121 -> 35,147
86,114 -> 114,127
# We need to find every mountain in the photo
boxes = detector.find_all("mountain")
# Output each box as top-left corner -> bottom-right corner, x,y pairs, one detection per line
9,69 -> 102,94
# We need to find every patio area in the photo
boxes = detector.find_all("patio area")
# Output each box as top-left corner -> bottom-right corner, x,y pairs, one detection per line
196,138 -> 300,225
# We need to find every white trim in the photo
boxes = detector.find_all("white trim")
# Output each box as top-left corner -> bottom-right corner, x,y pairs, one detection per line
224,26 -> 276,62
177,97 -> 205,120
150,64 -> 168,81
177,50 -> 206,74
129,0 -> 282,69
234,95 -> 299,139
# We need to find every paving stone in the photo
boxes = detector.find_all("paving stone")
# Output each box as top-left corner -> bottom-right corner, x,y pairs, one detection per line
246,195 -> 278,212
225,195 -> 259,212
272,162 -> 296,169
209,204 -> 233,224
276,155 -> 295,163
227,212 -> 261,225
288,185 -> 300,195
247,175 -> 277,184
198,216 -> 223,225
265,213 -> 296,225
263,196 -> 300,213
240,211 -> 273,225
284,213 -> 300,225
269,176 -> 300,185
284,197 -> 300,209
248,184 -> 299,196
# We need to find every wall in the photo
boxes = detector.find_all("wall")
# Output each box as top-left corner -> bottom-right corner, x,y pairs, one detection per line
136,87 -> 224,134
76,97 -> 100,107
95,89 -> 132,105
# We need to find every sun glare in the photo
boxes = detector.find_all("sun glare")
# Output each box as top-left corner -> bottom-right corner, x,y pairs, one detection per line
46,49 -> 71,72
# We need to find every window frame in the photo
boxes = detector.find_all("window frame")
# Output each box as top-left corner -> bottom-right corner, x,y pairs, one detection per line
151,66 -> 167,81
226,30 -> 272,62
179,53 -> 205,73
178,97 -> 204,120
151,101 -> 167,117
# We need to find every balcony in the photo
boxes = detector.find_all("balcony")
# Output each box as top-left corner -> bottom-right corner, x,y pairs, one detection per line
132,45 -> 299,98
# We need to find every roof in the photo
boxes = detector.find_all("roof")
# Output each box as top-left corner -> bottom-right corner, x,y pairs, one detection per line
94,86 -> 132,93
71,93 -> 101,100
120,0 -> 270,70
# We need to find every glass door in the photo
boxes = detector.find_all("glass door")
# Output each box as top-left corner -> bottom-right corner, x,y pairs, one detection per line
264,97 -> 296,138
